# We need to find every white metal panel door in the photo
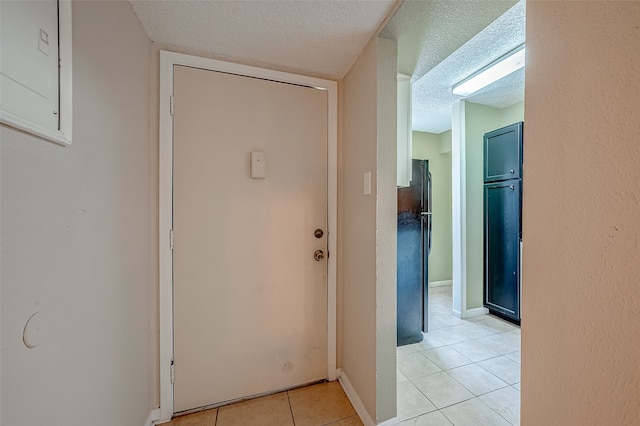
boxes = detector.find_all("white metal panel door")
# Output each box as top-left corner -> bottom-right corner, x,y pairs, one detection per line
172,65 -> 328,412
0,0 -> 59,129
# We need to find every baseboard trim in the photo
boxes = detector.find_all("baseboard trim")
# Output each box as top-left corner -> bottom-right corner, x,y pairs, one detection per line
462,307 -> 489,318
376,416 -> 400,425
336,369 -> 399,426
145,408 -> 160,426
337,369 -> 375,426
429,280 -> 452,287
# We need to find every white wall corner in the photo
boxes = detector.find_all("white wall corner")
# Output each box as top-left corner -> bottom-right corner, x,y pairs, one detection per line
337,369 -> 399,426
375,35 -> 398,424
461,307 -> 489,319
451,100 -> 467,317
396,74 -> 412,187
376,416 -> 400,426
146,408 -> 161,426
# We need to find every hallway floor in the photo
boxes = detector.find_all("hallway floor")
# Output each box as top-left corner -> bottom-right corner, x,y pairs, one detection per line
396,284 -> 521,425
167,284 -> 519,426
168,381 -> 361,426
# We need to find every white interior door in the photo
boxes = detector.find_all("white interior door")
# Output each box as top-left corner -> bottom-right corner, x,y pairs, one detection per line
172,65 -> 328,413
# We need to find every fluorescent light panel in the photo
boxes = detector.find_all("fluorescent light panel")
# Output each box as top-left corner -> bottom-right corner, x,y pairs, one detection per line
452,44 -> 526,97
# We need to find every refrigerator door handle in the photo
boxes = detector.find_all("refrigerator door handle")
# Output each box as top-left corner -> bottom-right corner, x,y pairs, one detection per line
421,212 -> 433,255
427,214 -> 432,255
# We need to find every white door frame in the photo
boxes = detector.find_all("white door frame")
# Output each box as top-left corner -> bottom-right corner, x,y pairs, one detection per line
158,50 -> 338,422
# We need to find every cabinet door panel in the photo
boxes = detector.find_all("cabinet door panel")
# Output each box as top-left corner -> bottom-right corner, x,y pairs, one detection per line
484,122 -> 523,182
484,180 -> 521,321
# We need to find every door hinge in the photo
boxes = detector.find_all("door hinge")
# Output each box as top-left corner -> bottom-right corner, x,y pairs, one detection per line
170,359 -> 175,384
170,95 -> 174,116
169,229 -> 174,251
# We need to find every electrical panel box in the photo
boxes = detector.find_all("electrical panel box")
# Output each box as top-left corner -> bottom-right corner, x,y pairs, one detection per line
0,0 -> 72,145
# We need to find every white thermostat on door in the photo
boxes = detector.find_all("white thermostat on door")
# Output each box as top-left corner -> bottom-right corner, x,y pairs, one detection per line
251,151 -> 266,179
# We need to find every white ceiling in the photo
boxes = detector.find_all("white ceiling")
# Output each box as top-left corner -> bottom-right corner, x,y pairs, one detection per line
129,0 -> 397,79
410,0 -> 526,133
129,0 -> 526,135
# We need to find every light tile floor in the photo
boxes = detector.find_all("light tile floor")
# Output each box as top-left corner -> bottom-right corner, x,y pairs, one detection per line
168,285 -> 519,426
168,381 -> 362,426
397,285 -> 521,425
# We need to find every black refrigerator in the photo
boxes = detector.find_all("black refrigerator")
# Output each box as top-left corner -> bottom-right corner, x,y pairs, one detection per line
483,122 -> 523,325
397,159 -> 432,346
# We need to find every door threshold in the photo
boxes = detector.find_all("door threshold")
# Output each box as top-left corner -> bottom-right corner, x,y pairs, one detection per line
173,379 -> 328,417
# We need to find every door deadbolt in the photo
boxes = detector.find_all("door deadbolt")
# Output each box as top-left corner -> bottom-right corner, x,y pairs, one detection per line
314,250 -> 325,261
314,229 -> 324,238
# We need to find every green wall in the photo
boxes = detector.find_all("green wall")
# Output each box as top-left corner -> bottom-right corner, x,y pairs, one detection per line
464,101 -> 524,309
412,131 -> 453,283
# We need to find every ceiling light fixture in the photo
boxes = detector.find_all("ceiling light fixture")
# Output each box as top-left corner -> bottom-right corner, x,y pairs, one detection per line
452,44 -> 526,97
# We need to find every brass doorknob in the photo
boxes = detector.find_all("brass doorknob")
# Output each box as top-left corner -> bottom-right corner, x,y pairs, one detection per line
314,250 -> 325,261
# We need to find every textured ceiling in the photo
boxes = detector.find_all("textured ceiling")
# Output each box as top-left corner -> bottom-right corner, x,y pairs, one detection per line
382,0 -> 526,134
129,0 -> 397,79
130,0 -> 525,134
411,0 -> 526,133
381,0 -> 518,77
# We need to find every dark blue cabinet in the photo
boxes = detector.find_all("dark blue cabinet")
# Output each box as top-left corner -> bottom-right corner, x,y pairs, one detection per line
483,122 -> 523,325
484,122 -> 523,183
484,181 -> 521,322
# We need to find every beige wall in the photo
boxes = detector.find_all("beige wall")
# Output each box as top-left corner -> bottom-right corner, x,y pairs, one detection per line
0,2 -> 155,425
341,35 -> 398,423
341,36 -> 379,419
464,102 -> 524,309
522,1 -> 640,424
412,131 -> 453,283
375,37 -> 397,423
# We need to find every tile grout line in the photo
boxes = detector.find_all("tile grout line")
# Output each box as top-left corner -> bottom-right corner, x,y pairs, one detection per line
397,285 -> 520,425
413,376 -> 515,425
408,366 -> 511,409
286,390 -> 297,426
405,345 -> 518,384
476,394 -> 518,426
